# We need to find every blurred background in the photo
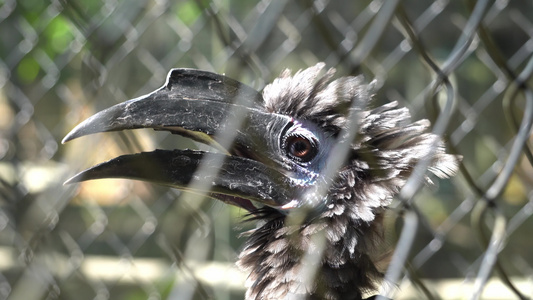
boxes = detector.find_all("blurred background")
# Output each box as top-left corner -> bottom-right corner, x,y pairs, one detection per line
1,0 -> 533,299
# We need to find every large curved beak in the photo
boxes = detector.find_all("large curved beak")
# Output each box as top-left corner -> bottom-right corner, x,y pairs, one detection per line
63,69 -> 295,211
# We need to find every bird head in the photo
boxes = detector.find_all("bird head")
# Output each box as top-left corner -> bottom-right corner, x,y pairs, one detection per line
63,63 -> 459,299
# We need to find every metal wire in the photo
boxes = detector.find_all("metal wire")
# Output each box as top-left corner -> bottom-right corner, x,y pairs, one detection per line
1,0 -> 532,299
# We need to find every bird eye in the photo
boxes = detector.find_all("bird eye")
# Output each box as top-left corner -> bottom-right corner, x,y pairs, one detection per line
285,134 -> 318,163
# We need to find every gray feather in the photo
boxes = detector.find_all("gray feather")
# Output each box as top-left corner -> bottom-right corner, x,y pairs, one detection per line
239,63 -> 460,300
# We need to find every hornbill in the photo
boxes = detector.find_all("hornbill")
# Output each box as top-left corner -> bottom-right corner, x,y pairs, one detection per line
63,63 -> 459,300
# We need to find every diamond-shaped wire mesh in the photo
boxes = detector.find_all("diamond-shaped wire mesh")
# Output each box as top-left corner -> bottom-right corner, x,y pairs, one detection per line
1,0 -> 532,299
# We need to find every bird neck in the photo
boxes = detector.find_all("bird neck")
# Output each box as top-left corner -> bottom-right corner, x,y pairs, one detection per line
237,207 -> 386,300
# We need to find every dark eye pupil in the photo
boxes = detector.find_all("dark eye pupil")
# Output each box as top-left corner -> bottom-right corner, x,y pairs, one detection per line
291,138 -> 311,157
285,135 -> 318,162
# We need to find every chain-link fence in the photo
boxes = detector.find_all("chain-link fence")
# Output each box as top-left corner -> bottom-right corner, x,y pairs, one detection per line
1,0 -> 532,299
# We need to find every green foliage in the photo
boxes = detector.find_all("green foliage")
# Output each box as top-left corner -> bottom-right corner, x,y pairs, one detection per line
44,16 -> 75,55
174,1 -> 202,25
17,56 -> 39,83
18,0 -> 47,12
